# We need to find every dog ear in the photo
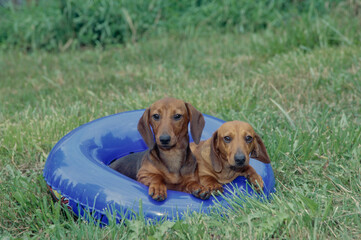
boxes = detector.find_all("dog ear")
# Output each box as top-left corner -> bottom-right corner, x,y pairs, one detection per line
210,130 -> 223,173
185,102 -> 205,144
137,108 -> 155,149
250,134 -> 270,163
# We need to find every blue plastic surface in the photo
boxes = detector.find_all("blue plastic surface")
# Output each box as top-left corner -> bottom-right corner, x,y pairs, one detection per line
43,110 -> 275,224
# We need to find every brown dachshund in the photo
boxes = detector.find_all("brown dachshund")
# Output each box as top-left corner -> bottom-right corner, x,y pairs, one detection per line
190,121 -> 270,194
110,97 -> 210,201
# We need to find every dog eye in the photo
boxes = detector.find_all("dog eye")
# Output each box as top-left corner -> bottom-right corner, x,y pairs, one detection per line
152,114 -> 160,121
223,136 -> 232,143
245,135 -> 253,143
173,114 -> 182,120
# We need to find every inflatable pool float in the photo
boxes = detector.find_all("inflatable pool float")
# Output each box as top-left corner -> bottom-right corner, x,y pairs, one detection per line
43,110 -> 275,224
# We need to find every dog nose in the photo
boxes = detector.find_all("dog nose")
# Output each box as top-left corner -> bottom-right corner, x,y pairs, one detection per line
159,135 -> 171,144
234,153 -> 246,166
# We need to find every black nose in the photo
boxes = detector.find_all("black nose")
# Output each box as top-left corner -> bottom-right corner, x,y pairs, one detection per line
159,135 -> 171,145
234,153 -> 246,166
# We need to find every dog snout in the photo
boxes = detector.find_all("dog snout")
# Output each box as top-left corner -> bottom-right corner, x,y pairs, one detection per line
159,135 -> 171,145
234,153 -> 246,166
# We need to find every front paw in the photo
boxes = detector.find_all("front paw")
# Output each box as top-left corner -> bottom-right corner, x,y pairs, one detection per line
149,183 -> 167,201
206,182 -> 224,196
247,174 -> 264,192
188,183 -> 210,200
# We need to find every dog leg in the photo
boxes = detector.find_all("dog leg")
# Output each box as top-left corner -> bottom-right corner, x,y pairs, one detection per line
138,173 -> 168,201
183,181 -> 210,200
241,166 -> 264,191
200,175 -> 223,195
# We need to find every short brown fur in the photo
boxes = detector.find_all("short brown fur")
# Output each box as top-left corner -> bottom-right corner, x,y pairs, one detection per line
110,97 -> 209,201
190,121 -> 270,194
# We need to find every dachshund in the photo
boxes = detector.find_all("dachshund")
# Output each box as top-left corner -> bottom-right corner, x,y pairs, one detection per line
190,121 -> 270,194
110,97 -> 210,201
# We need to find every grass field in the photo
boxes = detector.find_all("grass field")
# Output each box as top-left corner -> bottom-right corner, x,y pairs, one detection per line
1,7 -> 361,239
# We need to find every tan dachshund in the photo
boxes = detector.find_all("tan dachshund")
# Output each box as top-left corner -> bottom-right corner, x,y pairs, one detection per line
190,121 -> 270,194
110,97 -> 210,201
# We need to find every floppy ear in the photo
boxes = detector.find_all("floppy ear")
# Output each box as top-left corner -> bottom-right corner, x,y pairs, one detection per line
137,108 -> 155,149
250,134 -> 270,163
185,102 -> 205,144
210,130 -> 223,173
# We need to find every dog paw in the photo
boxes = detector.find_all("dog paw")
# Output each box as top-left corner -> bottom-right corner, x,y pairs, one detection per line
188,184 -> 210,200
247,174 -> 264,192
206,183 -> 224,196
149,183 -> 167,201
192,188 -> 210,200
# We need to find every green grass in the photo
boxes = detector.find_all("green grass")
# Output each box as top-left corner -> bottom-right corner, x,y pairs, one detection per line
1,21 -> 361,240
1,0 -> 359,51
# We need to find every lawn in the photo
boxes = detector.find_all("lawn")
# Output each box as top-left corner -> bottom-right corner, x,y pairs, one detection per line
1,3 -> 361,239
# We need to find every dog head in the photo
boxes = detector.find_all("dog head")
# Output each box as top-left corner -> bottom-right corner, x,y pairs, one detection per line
138,97 -> 205,150
209,121 -> 270,172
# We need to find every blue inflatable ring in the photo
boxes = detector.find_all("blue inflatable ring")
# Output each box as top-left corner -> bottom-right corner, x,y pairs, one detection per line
43,110 -> 275,224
